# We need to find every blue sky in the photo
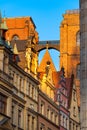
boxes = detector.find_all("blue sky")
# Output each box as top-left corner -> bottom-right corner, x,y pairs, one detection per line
0,0 -> 79,70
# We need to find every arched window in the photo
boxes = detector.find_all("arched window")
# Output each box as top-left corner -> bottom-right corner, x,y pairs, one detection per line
76,31 -> 80,45
12,34 -> 19,41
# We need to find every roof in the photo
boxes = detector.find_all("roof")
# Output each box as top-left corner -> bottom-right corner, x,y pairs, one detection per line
6,16 -> 36,28
38,49 -> 56,72
11,40 -> 27,51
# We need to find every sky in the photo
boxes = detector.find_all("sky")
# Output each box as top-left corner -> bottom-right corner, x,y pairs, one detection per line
0,0 -> 79,70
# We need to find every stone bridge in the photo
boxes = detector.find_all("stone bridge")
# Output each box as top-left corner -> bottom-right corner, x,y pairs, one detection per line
35,40 -> 60,52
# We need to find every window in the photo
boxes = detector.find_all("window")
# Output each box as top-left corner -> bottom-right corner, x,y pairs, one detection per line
12,35 -> 19,41
12,104 -> 14,124
32,86 -> 34,98
73,107 -> 76,116
57,94 -> 61,102
47,108 -> 50,119
41,102 -> 45,115
73,123 -> 75,130
76,31 -> 80,45
70,121 -> 71,130
55,114 -> 58,125
48,128 -> 51,130
40,123 -> 45,130
63,116 -> 65,127
28,83 -> 30,95
18,109 -> 22,127
51,111 -> 53,121
73,90 -> 76,101
19,77 -> 22,90
66,118 -> 68,129
0,93 -> 7,114
60,114 -> 62,125
32,117 -> 35,130
76,125 -> 78,130
27,114 -> 30,130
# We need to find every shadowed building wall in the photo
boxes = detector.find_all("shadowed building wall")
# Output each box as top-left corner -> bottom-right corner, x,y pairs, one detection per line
80,0 -> 87,129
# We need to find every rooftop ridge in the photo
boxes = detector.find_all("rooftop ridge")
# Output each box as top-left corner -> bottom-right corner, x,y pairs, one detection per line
66,9 -> 79,14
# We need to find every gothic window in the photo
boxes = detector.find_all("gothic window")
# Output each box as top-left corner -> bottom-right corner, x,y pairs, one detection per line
76,31 -> 80,45
12,34 -> 19,41
0,93 -> 7,114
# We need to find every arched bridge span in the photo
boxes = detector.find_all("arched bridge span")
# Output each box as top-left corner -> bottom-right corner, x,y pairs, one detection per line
35,40 -> 60,52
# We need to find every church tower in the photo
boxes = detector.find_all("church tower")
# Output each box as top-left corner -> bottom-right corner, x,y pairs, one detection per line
60,10 -> 80,78
80,0 -> 87,129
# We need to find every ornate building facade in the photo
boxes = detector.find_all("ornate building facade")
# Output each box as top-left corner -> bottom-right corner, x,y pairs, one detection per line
0,16 -> 39,130
0,10 -> 80,130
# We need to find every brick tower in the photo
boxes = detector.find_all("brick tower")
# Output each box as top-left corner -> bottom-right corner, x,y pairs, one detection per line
60,10 -> 80,78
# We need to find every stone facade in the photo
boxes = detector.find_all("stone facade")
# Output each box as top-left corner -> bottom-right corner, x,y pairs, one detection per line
0,45 -> 39,130
80,0 -> 87,129
0,12 -> 81,130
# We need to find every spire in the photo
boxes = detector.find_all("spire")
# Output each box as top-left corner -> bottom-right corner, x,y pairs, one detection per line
3,17 -> 8,30
46,41 -> 49,50
13,42 -> 19,55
